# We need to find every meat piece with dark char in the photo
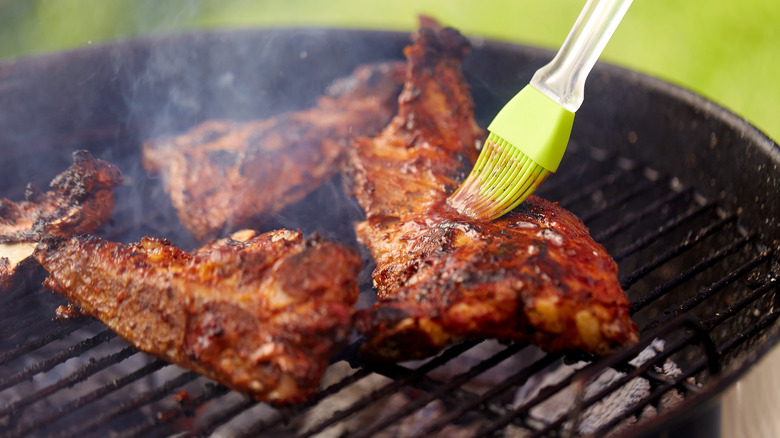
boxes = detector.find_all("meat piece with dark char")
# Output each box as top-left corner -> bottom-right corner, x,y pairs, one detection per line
345,18 -> 638,361
142,61 -> 406,241
35,228 -> 361,404
0,150 -> 122,289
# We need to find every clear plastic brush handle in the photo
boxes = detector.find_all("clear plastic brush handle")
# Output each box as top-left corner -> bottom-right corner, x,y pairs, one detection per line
530,0 -> 633,113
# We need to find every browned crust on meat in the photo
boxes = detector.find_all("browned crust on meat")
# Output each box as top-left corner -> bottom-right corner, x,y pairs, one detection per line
0,150 -> 122,289
142,62 -> 405,241
345,19 -> 637,362
35,229 -> 361,404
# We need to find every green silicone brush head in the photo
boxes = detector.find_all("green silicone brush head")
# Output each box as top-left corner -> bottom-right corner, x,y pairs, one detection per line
448,85 -> 575,220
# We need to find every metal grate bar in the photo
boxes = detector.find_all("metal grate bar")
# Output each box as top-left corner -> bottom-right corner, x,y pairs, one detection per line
701,278 -> 778,330
296,341 -> 479,438
644,367 -> 701,397
530,320 -> 719,437
533,148 -> 615,199
54,371 -> 200,438
641,248 -> 771,333
476,354 -> 696,438
593,188 -> 692,243
620,214 -> 738,291
612,203 -> 717,261
224,367 -> 373,438
0,346 -> 137,421
472,314 -> 721,437
629,235 -> 753,314
534,157 -> 595,198
417,352 -> 562,436
588,357 -> 704,437
715,309 -> 779,357
120,382 -> 231,438
1,319 -> 66,356
533,361 -> 678,436
0,310 -> 89,353
578,178 -> 662,224
349,342 -> 528,438
0,329 -> 116,392
0,289 -> 71,334
364,361 -> 486,412
185,397 -> 257,438
6,359 -> 169,438
0,319 -> 94,366
557,168 -> 628,208
590,310 -> 779,437
0,285 -> 48,309
222,368 -> 378,436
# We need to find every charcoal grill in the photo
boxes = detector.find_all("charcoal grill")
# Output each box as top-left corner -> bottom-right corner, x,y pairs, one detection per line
0,29 -> 778,438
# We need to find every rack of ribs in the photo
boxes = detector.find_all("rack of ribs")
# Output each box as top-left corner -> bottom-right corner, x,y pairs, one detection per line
344,18 -> 638,362
142,61 -> 405,241
35,229 -> 361,404
0,150 -> 122,289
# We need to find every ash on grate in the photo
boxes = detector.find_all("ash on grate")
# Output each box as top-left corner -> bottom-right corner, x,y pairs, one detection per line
294,342 -> 546,437
513,339 -> 686,435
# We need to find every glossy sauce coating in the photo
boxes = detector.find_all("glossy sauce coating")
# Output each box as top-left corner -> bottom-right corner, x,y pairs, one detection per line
35,229 -> 361,404
346,18 -> 638,361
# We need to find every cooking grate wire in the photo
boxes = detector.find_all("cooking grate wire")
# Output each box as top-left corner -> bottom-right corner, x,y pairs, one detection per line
0,318 -> 95,366
0,346 -> 138,426
53,371 -> 201,438
576,178 -> 663,224
592,187 -> 693,243
182,395 -> 257,438
221,366 -> 376,438
588,309 -> 779,438
478,270 -> 778,437
348,341 -> 528,438
629,234 -> 753,314
208,365 -> 374,438
554,167 -> 629,207
421,351 -> 565,436
0,329 -> 116,393
296,340 -> 479,438
619,212 -> 734,289
5,359 -> 169,438
476,315 -> 719,437
1,144 -> 777,437
119,382 -> 232,438
611,203 -> 717,261
640,248 -> 771,333
527,318 -> 715,437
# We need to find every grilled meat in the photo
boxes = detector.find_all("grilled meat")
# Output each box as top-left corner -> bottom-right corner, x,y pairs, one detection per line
345,19 -> 638,361
0,150 -> 122,289
35,228 -> 361,404
142,61 -> 405,241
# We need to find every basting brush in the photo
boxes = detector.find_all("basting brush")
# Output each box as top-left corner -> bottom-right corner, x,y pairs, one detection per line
449,0 -> 633,220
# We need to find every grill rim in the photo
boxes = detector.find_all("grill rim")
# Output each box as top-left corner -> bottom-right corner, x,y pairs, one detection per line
0,27 -> 778,437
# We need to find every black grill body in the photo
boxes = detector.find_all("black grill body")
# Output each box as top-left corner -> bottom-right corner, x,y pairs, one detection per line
0,29 -> 777,438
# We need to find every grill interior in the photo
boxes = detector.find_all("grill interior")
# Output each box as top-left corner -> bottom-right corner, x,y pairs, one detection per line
0,29 -> 778,438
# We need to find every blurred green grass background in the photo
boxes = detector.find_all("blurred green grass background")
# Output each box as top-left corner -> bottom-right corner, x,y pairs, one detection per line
1,0 -> 778,142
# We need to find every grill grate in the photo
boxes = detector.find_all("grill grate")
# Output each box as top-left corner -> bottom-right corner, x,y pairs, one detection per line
1,109 -> 778,437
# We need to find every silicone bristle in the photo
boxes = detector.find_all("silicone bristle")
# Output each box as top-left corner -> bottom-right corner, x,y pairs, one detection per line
449,133 -> 551,220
